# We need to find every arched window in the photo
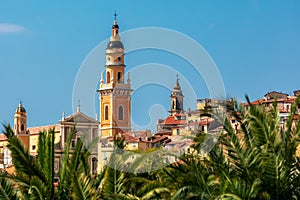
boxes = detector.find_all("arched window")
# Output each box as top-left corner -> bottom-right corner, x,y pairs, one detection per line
172,100 -> 175,110
21,124 -> 24,131
92,157 -> 98,175
118,106 -> 123,120
107,72 -> 111,83
105,106 -> 109,120
117,72 -> 122,83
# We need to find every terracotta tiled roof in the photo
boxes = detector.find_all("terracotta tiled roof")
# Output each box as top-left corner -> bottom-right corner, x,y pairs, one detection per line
162,116 -> 187,125
155,131 -> 172,136
265,97 -> 295,104
244,97 -> 296,106
126,138 -> 139,143
140,136 -> 169,144
27,125 -> 60,135
250,99 -> 264,105
198,118 -> 213,125
0,134 -> 7,141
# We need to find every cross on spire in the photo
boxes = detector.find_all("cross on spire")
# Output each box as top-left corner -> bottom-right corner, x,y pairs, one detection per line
77,100 -> 81,112
114,11 -> 117,21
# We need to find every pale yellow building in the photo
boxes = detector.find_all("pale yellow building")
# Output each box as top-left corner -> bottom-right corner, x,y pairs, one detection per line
6,102 -> 99,176
0,134 -> 12,169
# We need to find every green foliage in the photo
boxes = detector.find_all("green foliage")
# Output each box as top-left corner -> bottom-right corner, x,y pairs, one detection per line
0,174 -> 20,200
1,96 -> 300,199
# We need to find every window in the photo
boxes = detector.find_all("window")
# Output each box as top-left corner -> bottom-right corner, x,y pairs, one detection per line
201,126 -> 205,132
176,129 -> 180,135
71,140 -> 75,149
32,145 -> 36,150
105,106 -> 109,120
172,101 -> 175,109
117,72 -> 122,83
118,106 -> 123,120
21,124 -> 24,131
92,129 -> 98,139
106,71 -> 111,83
92,157 -> 98,175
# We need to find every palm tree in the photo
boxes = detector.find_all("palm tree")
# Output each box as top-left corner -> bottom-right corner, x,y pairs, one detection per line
161,96 -> 300,199
0,124 -> 55,199
212,96 -> 300,199
96,135 -> 170,199
57,127 -> 99,200
0,125 -> 99,200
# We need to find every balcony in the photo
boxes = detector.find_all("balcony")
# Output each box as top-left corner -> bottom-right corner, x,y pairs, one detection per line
99,82 -> 131,90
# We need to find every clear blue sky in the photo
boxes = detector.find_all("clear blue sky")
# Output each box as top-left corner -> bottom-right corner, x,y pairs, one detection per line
1,1 -> 300,131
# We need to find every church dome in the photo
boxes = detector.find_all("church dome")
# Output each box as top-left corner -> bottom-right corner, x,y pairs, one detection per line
16,102 -> 26,113
112,23 -> 119,29
107,41 -> 124,49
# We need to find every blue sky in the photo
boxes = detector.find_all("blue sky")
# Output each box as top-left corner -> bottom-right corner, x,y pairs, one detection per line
1,1 -> 300,131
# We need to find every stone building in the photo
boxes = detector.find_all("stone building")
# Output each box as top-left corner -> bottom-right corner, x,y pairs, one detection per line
9,102 -> 99,176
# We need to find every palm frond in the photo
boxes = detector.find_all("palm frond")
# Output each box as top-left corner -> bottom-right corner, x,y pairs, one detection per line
71,173 -> 99,200
0,177 -> 20,200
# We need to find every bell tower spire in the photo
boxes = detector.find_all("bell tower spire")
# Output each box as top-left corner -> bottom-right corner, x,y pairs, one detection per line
97,14 -> 132,137
112,11 -> 119,37
14,101 -> 27,135
14,101 -> 30,150
169,75 -> 184,116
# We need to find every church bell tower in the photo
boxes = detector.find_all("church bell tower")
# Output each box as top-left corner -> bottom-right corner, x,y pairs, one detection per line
169,76 -> 184,116
14,101 -> 30,150
97,13 -> 132,137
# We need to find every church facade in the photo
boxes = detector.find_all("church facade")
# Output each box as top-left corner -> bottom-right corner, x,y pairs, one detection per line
2,102 -> 99,176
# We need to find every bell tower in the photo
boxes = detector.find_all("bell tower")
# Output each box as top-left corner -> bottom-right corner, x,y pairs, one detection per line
14,101 -> 30,150
169,75 -> 184,116
97,13 -> 132,137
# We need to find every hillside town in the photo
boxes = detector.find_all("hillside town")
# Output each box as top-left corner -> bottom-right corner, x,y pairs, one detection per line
1,7 -> 300,199
1,17 -> 300,174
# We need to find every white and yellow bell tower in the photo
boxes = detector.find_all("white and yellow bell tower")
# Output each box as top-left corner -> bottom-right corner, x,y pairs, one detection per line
97,14 -> 132,137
